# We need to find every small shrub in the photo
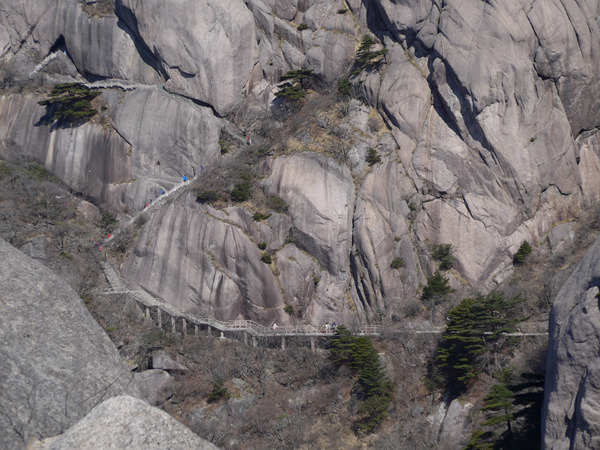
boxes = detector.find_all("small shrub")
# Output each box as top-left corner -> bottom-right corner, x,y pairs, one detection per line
231,174 -> 253,202
285,229 -> 297,245
297,23 -> 309,31
100,211 -> 118,229
208,380 -> 230,403
284,305 -> 295,316
338,77 -> 352,99
261,252 -> 272,264
337,8 -> 348,14
432,243 -> 453,270
197,190 -> 219,204
258,242 -> 267,250
421,270 -> 454,301
366,148 -> 381,166
219,139 -> 230,154
314,276 -> 321,286
253,211 -> 271,221
0,161 -> 14,178
513,240 -> 532,264
267,196 -> 288,213
59,251 -> 73,260
24,163 -> 54,182
390,257 -> 404,270
408,202 -> 417,211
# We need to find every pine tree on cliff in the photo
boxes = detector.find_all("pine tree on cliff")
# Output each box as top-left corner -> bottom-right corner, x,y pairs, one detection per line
436,291 -> 524,393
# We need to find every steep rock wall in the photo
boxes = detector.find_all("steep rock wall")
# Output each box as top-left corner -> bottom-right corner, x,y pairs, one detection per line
543,234 -> 600,449
0,89 -> 220,212
0,239 -> 137,449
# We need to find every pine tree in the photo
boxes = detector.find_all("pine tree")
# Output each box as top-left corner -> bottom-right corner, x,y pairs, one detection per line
275,69 -> 314,102
421,270 -> 454,300
38,83 -> 100,126
329,325 -> 356,366
468,370 -> 544,449
436,291 -> 524,393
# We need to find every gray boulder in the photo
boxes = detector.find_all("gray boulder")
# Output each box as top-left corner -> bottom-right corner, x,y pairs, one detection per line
133,369 -> 175,406
543,234 -> 600,448
0,239 -> 136,449
151,350 -> 189,373
33,396 -> 217,449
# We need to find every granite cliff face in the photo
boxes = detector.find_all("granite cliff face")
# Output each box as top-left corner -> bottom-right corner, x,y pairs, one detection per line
0,238 -> 137,449
543,234 -> 600,449
1,0 -> 600,325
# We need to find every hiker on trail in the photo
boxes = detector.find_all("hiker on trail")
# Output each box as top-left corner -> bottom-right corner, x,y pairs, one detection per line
183,175 -> 188,182
145,202 -> 148,208
201,165 -> 204,172
273,323 -> 278,332
331,322 -> 336,332
161,189 -> 165,195
246,135 -> 251,145
325,322 -> 330,333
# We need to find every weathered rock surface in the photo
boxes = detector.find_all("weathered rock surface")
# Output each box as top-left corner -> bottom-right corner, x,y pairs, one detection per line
0,88 -> 219,212
115,0 -> 258,115
0,238 -> 136,449
543,234 -> 600,449
2,0 -> 600,327
34,396 -> 217,449
121,193 -> 287,324
134,369 -> 175,406
262,153 -> 357,323
151,350 -> 189,373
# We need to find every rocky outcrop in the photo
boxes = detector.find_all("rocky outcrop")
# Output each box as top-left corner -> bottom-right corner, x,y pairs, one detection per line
33,396 -> 217,449
2,0 -> 600,326
543,234 -> 600,449
134,370 -> 175,406
115,0 -> 258,115
121,193 -> 288,324
0,88 -> 220,212
0,239 -> 136,449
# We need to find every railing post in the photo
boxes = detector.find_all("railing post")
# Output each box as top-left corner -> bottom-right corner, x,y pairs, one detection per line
194,325 -> 198,335
220,331 -> 224,339
157,308 -> 162,329
145,307 -> 150,319
281,336 -> 286,350
252,335 -> 257,347
311,337 -> 316,352
207,326 -> 211,337
171,316 -> 176,334
182,318 -> 187,335
243,331 -> 248,345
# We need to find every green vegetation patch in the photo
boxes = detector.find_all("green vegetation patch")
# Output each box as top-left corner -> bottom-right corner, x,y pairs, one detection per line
275,69 -> 314,102
390,257 -> 404,270
366,148 -> 381,166
329,326 -> 394,434
38,83 -> 100,126
267,196 -> 289,213
435,291 -> 525,394
432,243 -> 453,270
513,240 -> 532,264
197,190 -> 219,204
